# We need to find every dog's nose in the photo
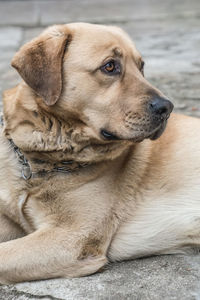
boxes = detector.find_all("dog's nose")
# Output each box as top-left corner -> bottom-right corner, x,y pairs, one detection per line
149,97 -> 174,118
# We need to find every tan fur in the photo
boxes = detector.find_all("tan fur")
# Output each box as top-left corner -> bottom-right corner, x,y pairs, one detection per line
0,23 -> 200,283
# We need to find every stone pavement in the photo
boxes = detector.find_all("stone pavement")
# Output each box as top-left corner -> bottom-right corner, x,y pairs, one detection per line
0,0 -> 200,299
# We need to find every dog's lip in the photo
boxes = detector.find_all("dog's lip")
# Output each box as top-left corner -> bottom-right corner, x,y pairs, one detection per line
125,120 -> 168,142
100,119 -> 168,143
101,129 -> 120,140
148,122 -> 166,140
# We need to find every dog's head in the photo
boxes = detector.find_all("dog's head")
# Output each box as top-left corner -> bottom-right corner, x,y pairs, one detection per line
11,23 -> 173,144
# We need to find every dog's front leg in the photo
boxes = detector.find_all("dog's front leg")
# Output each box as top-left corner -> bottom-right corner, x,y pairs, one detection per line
0,227 -> 107,283
0,213 -> 25,243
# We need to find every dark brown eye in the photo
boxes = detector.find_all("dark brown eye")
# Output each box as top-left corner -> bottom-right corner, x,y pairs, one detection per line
100,60 -> 121,75
105,62 -> 115,72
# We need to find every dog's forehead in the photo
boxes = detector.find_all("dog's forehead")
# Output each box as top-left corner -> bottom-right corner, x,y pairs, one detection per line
65,23 -> 141,61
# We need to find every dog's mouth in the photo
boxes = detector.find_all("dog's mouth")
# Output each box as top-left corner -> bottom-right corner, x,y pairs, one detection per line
101,130 -> 120,141
101,119 -> 168,143
148,119 -> 167,140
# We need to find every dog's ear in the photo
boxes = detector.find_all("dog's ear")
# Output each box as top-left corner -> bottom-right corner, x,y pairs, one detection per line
11,26 -> 72,106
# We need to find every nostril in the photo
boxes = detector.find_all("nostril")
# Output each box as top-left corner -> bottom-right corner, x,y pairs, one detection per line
149,98 -> 173,117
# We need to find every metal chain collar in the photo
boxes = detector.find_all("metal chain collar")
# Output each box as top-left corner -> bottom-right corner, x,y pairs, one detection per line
0,113 -> 89,180
9,139 -> 33,180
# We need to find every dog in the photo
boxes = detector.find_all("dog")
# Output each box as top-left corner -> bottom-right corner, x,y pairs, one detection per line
0,22 -> 200,284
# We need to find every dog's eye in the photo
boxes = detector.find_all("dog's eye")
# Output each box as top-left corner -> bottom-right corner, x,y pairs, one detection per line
105,62 -> 115,72
140,60 -> 145,75
100,60 -> 121,75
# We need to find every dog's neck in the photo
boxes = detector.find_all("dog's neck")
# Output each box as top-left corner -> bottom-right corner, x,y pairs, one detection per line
3,83 -> 130,173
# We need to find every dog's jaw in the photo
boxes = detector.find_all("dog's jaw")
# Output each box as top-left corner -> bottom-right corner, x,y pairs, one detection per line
149,120 -> 168,140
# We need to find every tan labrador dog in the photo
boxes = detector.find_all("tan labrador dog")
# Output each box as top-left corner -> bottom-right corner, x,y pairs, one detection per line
0,23 -> 199,284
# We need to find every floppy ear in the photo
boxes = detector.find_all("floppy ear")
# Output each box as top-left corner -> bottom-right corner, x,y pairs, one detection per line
11,26 -> 72,106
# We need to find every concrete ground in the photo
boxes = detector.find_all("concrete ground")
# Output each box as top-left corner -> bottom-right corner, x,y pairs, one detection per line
0,0 -> 200,299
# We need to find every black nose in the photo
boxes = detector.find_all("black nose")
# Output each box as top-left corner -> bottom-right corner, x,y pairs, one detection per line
149,97 -> 174,118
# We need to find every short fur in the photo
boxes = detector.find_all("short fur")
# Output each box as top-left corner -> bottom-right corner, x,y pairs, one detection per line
0,23 -> 200,283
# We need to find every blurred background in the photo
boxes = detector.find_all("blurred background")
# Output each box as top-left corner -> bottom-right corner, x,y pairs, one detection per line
0,0 -> 200,117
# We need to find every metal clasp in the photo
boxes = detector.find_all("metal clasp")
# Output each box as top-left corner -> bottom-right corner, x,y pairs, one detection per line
21,164 -> 32,180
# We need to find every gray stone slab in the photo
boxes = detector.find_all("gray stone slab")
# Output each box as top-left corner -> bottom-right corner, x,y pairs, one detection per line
0,1 -> 39,26
0,255 -> 199,300
0,26 -> 22,101
0,0 -> 200,27
38,0 -> 200,26
0,27 -> 22,49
